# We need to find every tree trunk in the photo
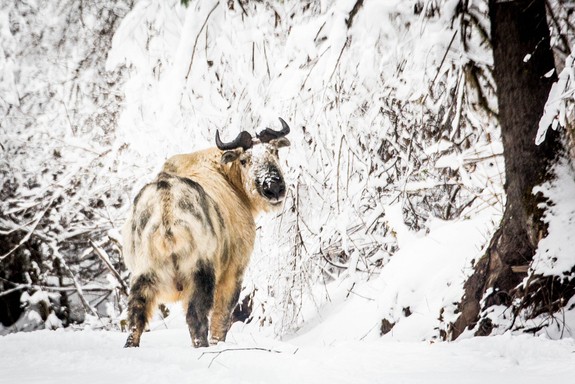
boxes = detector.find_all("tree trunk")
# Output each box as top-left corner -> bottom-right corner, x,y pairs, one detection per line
449,0 -> 561,339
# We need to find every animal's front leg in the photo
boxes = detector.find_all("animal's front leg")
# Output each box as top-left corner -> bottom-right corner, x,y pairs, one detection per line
209,269 -> 242,345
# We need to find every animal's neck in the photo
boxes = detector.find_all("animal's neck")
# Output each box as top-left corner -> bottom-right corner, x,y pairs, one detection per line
163,148 -> 264,219
223,162 -> 261,218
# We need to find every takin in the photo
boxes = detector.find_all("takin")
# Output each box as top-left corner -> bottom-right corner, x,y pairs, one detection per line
122,118 -> 290,348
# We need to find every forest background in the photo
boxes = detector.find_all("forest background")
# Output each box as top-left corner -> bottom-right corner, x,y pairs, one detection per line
2,0 -> 575,347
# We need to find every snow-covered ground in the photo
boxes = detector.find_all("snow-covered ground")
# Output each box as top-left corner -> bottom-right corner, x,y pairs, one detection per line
2,327 -> 575,384
3,206 -> 575,383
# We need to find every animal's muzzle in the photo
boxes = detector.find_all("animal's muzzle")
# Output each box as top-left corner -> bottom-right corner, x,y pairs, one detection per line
261,175 -> 286,202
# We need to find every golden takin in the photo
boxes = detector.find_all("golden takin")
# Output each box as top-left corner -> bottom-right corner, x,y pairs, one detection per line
122,118 -> 290,348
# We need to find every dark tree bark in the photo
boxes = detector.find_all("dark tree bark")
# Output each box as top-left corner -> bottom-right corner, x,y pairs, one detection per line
449,0 -> 562,339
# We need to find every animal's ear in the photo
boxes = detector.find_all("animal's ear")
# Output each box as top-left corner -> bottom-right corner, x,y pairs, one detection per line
271,137 -> 290,148
220,149 -> 241,164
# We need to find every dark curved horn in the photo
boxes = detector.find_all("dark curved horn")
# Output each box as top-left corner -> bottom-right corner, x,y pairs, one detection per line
215,130 -> 254,151
256,117 -> 291,143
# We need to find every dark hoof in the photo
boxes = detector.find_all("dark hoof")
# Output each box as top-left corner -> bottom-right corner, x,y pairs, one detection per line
192,338 -> 209,348
124,335 -> 140,348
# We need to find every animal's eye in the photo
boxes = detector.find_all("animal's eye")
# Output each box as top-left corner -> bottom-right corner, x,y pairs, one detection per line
240,159 -> 247,166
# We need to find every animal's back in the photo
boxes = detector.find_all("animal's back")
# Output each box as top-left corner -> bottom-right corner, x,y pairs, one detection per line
162,149 -> 258,271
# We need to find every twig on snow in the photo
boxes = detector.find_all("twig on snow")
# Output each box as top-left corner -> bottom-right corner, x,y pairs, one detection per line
199,347 -> 283,368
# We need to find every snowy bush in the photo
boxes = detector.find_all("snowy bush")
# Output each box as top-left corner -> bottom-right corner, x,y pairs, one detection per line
0,0 -> 132,332
1,0 -> 504,337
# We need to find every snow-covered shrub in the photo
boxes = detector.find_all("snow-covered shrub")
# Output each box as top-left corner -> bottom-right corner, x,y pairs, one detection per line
105,0 -> 501,335
1,0 -> 503,336
0,0 -> 132,332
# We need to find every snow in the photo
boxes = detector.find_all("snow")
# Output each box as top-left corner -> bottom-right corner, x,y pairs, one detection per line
2,0 -> 575,379
532,160 -> 575,278
285,204 -> 498,345
537,53 -> 574,145
2,327 -> 575,384
0,169 -> 531,384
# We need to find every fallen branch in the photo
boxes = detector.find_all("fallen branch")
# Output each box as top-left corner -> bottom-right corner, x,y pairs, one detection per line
0,277 -> 117,298
199,347 -> 284,368
0,284 -> 27,298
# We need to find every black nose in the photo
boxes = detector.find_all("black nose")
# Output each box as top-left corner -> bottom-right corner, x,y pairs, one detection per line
262,176 -> 285,200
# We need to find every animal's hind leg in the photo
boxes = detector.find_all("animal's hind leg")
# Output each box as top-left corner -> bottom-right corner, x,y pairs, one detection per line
185,260 -> 215,348
124,273 -> 157,348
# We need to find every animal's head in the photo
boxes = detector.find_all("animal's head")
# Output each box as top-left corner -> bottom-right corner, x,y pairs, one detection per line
216,118 -> 291,209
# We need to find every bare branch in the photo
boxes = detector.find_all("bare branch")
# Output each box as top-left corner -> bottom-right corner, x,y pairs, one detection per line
184,2 -> 220,82
89,239 -> 129,296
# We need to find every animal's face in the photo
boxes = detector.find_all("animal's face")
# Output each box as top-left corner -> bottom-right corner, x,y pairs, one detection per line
221,138 -> 290,207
